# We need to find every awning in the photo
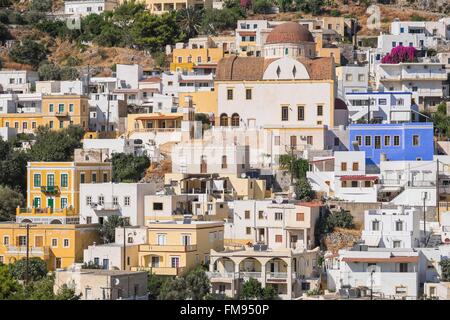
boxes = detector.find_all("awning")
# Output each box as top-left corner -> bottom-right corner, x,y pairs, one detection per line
238,31 -> 256,36
362,236 -> 381,247
340,175 -> 379,181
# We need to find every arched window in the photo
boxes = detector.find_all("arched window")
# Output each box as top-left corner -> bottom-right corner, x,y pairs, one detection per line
231,113 -> 240,127
220,113 -> 228,126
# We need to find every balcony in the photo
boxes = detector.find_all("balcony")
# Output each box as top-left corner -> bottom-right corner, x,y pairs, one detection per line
138,244 -> 197,252
6,246 -> 50,257
40,186 -> 60,195
130,266 -> 185,276
16,207 -> 77,216
91,202 -> 121,214
239,271 -> 262,279
54,111 -> 68,117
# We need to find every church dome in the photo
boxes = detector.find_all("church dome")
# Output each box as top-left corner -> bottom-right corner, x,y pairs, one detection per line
266,22 -> 314,44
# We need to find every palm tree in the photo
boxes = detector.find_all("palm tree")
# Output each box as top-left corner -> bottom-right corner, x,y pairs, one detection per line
177,6 -> 203,39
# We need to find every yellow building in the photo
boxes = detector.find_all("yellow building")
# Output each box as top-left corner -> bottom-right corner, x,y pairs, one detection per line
170,47 -> 224,73
141,0 -> 212,15
0,95 -> 90,134
0,223 -> 100,270
133,220 -> 224,276
126,113 -> 183,135
179,90 -> 217,114
16,161 -> 112,224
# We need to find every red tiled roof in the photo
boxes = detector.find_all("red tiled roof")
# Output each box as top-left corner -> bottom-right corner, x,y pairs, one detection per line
340,175 -> 379,181
238,31 -> 257,37
266,22 -> 314,44
140,76 -> 161,83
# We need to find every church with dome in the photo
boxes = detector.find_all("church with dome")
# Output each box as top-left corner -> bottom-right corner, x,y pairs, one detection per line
213,21 -> 345,160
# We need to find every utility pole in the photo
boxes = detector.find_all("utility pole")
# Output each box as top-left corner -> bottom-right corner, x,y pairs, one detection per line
123,227 -> 126,271
25,223 -> 30,286
370,270 -> 374,300
437,158 -> 440,225
423,193 -> 427,247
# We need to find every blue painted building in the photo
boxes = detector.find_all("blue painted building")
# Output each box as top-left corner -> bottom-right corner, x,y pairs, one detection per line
349,122 -> 434,166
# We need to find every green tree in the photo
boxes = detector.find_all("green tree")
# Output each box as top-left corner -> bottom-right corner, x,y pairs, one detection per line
278,0 -> 292,12
22,274 -> 81,300
432,103 -> 450,139
60,66 -> 79,80
98,215 -> 130,243
0,185 -> 25,221
9,38 -> 47,69
38,62 -> 61,81
29,0 -> 52,12
253,0 -> 273,13
322,208 -> 354,234
29,125 -> 84,162
279,155 -> 309,183
261,285 -> 279,300
158,277 -> 188,300
111,153 -> 150,182
439,259 -> 450,281
81,261 -> 103,269
201,7 -> 245,35
147,273 -> 170,300
0,22 -> 11,42
0,264 -> 22,299
240,277 -> 262,299
0,139 -> 29,193
177,6 -> 203,39
185,267 -> 210,300
9,257 -> 48,282
295,177 -> 315,201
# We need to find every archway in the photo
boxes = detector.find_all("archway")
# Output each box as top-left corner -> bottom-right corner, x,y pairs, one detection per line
220,113 -> 228,127
231,113 -> 240,127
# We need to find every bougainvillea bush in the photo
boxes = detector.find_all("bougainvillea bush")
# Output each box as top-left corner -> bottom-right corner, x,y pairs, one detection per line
381,45 -> 417,64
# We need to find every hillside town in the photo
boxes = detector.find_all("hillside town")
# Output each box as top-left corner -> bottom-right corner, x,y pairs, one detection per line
0,0 -> 450,301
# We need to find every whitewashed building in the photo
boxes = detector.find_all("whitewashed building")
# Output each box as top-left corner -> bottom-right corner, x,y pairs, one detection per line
82,138 -> 145,157
79,183 -> 157,226
64,0 -> 118,17
0,70 -> 39,94
361,207 -> 421,248
336,64 -> 369,99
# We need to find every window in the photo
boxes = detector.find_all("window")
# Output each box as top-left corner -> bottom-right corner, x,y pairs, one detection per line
49,121 -> 54,129
86,217 -> 92,224
364,181 -> 372,187
80,173 -> 85,184
395,220 -> 403,231
378,99 -> 387,105
157,234 -> 166,245
246,88 -> 252,100
94,257 -> 99,265
14,122 -> 18,129
352,162 -> 359,171
351,181 -> 358,187
102,259 -> 109,269
124,196 -> 130,206
290,136 -> 297,148
59,121 -> 64,129
307,136 -> 313,145
393,240 -> 401,248
151,256 -> 159,267
153,202 -> 163,210
61,173 -> 68,188
61,198 -> 68,209
412,135 -> 420,146
23,122 -> 27,129
345,74 -> 353,81
51,238 -> 58,247
372,220 -> 380,231
103,173 -> 108,182
58,104 -> 64,113
219,155 -> 228,169
244,210 -> 250,219
296,212 -> 304,221
399,263 -> 408,273
63,239 -> 69,248
86,196 -> 92,206
384,136 -> 391,146
275,235 -> 282,243
375,136 -> 381,149
275,212 -> 283,220
358,74 -> 365,82
32,122 -> 36,129
69,104 -> 74,112
171,257 -> 180,268
92,173 -> 97,183
365,136 -> 372,146
98,196 -> 104,206
274,136 -> 280,146
281,106 -> 289,121
246,227 -> 251,235
112,196 -> 118,206
355,136 -> 362,146
341,162 -> 347,171
181,234 -> 191,246
34,174 -> 41,188
56,258 -> 62,269
297,106 -> 304,120
227,89 -> 233,100
258,211 -> 264,219
47,174 -> 55,187
3,236 -> 9,245
393,136 -> 400,146
49,104 -> 54,112
317,105 -> 323,116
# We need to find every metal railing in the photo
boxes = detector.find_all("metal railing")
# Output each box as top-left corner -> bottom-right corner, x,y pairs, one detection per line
138,244 -> 197,252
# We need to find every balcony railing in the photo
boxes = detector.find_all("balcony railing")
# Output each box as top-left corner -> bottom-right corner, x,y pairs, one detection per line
130,266 -> 185,276
16,206 -> 77,216
40,186 -> 60,195
6,246 -> 49,256
91,202 -> 121,211
239,271 -> 262,279
138,244 -> 197,252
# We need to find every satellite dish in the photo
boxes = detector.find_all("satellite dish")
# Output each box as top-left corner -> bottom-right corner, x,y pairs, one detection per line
275,196 -> 283,204
114,278 -> 120,285
241,173 -> 246,178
